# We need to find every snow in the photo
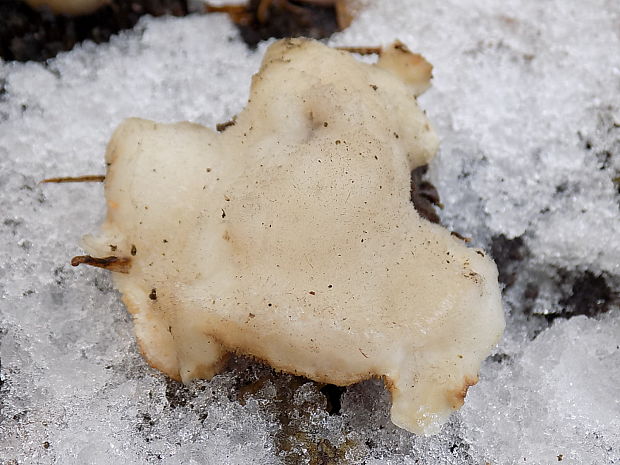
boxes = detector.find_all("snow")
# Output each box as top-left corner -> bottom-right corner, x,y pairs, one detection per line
1,1 -> 619,463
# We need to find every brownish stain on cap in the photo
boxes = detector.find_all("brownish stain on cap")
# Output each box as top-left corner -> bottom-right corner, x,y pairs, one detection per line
448,375 -> 479,409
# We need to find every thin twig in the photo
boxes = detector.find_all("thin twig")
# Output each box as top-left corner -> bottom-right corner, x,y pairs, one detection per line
71,255 -> 131,273
336,46 -> 382,55
41,175 -> 105,184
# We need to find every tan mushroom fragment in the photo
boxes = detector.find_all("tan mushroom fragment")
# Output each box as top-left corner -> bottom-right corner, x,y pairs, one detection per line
79,38 -> 505,435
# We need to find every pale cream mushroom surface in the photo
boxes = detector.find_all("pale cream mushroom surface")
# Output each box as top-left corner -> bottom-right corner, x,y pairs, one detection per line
80,38 -> 505,435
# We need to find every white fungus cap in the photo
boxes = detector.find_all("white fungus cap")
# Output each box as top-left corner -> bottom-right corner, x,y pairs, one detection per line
82,38 -> 505,435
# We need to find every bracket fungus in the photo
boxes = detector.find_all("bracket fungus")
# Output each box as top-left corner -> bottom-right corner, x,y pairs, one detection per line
77,38 -> 505,434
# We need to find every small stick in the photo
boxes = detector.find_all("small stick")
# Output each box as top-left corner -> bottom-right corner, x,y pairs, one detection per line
336,46 -> 382,55
41,175 -> 105,184
71,255 -> 131,273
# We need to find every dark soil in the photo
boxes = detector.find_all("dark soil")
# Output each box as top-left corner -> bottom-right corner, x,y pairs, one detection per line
558,270 -> 614,318
490,234 -> 617,321
0,0 -> 188,62
0,0 -> 341,62
490,234 -> 527,288
232,0 -> 340,48
164,377 -> 192,409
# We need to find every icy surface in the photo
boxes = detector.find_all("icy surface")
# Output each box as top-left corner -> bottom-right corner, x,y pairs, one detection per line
1,1 -> 619,464
463,313 -> 620,464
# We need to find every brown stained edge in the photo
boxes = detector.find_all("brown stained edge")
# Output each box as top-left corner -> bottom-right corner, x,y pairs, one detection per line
392,40 -> 409,53
41,175 -> 105,183
383,373 -> 480,412
212,330 -> 374,386
447,375 -> 479,409
71,255 -> 131,273
380,375 -> 397,413
130,304 -> 378,388
137,343 -> 181,382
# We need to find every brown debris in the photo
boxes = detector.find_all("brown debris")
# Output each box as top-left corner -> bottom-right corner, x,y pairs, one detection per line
336,45 -> 382,55
204,3 -> 250,24
236,374 -> 271,404
410,165 -> 442,224
451,231 -> 471,242
205,0 -> 344,48
70,255 -> 131,273
216,116 -> 237,132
